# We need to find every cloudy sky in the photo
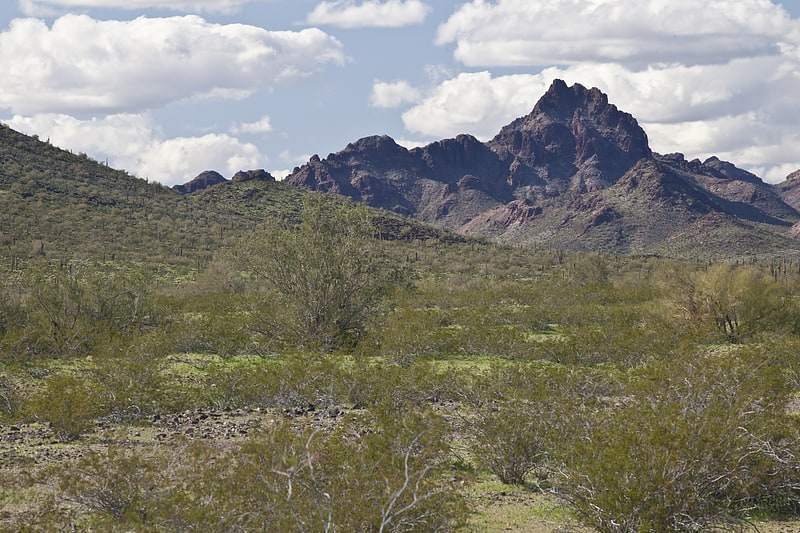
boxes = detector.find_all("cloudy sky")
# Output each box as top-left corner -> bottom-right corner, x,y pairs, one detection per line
1,0 -> 799,186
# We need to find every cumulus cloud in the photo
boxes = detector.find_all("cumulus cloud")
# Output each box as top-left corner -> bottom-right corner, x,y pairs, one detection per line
401,71 -> 549,139
307,0 -> 430,28
436,0 -> 799,68
6,113 -> 263,186
0,14 -> 346,115
370,80 -> 421,108
137,134 -> 262,184
19,0 -> 260,15
231,115 -> 273,135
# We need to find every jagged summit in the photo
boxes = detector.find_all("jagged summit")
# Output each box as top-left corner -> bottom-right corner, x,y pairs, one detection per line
173,170 -> 226,195
488,80 -> 651,188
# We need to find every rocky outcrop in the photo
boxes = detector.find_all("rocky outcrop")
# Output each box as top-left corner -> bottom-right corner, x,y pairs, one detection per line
174,169 -> 275,194
489,79 -> 651,189
173,170 -> 227,195
231,169 -> 275,183
776,169 -> 800,212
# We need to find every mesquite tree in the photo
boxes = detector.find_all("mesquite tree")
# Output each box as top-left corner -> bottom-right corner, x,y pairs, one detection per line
236,198 -> 405,351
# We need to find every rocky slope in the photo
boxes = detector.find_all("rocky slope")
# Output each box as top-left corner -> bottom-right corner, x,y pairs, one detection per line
281,80 -> 800,258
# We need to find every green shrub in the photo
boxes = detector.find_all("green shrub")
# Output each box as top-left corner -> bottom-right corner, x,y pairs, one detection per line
90,334 -> 172,419
346,359 -> 464,413
235,199 -> 407,351
58,445 -> 158,526
556,350 -> 800,532
53,412 -> 467,532
28,373 -> 105,442
470,401 -> 551,485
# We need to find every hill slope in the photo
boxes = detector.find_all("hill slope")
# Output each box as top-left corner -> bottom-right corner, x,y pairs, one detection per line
0,124 -> 453,266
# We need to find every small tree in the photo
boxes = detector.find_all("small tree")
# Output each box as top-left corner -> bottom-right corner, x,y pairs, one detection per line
664,262 -> 789,343
236,198 -> 405,351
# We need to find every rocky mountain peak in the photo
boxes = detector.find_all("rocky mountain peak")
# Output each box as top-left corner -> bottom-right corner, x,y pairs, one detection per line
531,79 -> 609,122
337,135 -> 415,169
173,170 -> 226,195
282,80 -> 800,256
489,80 -> 651,185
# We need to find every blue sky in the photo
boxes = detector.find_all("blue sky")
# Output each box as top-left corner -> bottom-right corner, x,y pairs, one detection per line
1,0 -> 799,185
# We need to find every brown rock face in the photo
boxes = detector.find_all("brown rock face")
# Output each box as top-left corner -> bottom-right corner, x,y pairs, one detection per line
488,79 -> 651,187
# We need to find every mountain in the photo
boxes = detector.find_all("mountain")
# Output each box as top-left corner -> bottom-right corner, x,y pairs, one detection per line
284,80 -> 800,258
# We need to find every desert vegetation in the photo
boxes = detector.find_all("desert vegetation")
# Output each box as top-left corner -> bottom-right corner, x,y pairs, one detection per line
4,139 -> 800,530
3,250 -> 800,531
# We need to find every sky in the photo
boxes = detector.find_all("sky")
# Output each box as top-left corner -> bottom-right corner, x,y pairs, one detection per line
0,0 -> 799,186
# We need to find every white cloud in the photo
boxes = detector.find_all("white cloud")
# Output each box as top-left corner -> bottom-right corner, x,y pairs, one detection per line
18,0 -> 262,15
307,0 -> 430,28
6,113 -> 264,186
370,80 -> 421,108
231,115 -> 273,135
0,14 -> 346,115
137,134 -> 262,184
437,0 -> 800,68
401,71 -> 550,139
394,138 -> 428,150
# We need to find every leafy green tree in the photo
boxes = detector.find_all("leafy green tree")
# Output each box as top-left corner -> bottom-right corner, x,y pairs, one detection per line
236,198 -> 405,350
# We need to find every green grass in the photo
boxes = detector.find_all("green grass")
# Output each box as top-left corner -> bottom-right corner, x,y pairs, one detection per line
464,479 -> 580,532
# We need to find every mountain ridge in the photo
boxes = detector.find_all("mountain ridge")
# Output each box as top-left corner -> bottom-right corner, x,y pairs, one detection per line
276,80 -> 800,258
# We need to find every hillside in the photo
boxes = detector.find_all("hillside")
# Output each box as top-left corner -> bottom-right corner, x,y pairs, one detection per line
4,80 -> 800,262
283,80 -> 800,259
0,124 -> 454,267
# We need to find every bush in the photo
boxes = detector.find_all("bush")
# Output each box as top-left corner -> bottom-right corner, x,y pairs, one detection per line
54,412 -> 467,532
28,373 -> 105,442
90,334 -> 172,419
470,401 -> 551,485
556,349 -> 800,532
0,263 -> 155,361
58,445 -> 158,526
235,199 -> 407,351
